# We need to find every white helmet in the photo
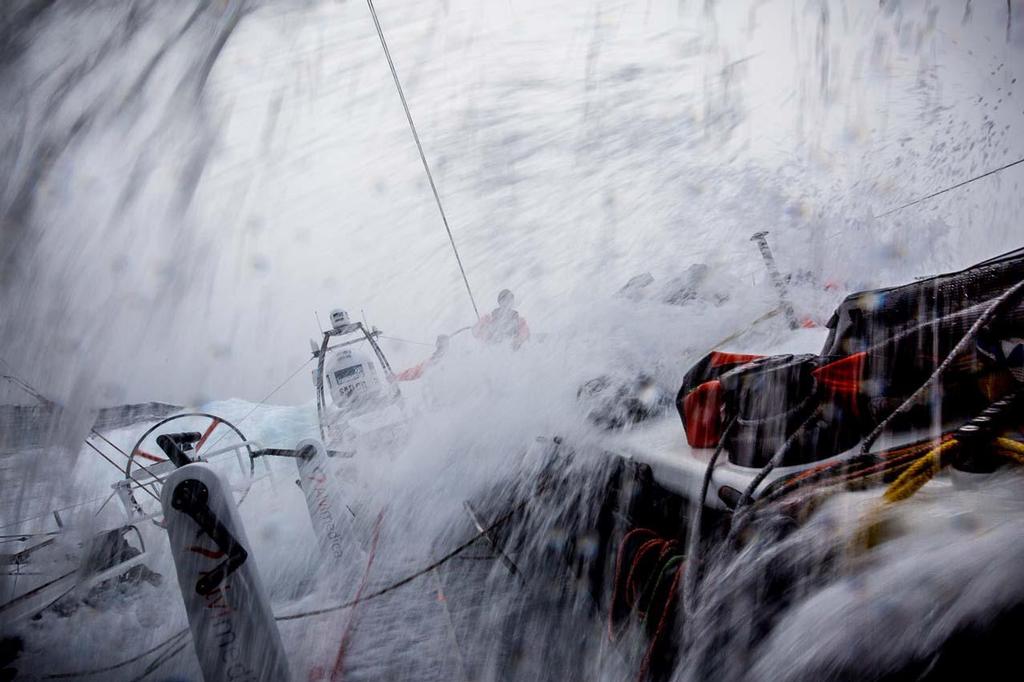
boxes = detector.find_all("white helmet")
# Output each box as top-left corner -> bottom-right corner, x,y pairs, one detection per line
329,308 -> 351,331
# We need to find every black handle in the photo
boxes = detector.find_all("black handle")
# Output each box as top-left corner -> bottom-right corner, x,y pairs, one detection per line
170,478 -> 248,595
157,432 -> 203,468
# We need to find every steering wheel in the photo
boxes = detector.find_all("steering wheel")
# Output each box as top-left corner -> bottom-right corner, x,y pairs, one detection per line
123,412 -> 257,520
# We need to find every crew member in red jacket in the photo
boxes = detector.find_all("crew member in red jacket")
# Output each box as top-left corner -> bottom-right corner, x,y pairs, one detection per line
473,289 -> 530,350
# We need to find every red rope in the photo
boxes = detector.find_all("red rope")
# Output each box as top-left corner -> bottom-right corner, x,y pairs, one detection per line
636,542 -> 677,619
193,418 -> 221,455
771,436 -> 946,498
831,449 -> 925,484
626,539 -> 667,605
329,509 -> 385,681
607,529 -> 689,681
134,449 -> 165,463
636,562 -> 683,682
608,528 -> 656,641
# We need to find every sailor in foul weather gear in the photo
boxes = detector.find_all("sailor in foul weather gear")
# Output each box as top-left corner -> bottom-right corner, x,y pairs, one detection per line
473,289 -> 530,349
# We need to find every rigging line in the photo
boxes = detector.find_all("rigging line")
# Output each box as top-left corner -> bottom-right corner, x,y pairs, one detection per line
203,355 -> 315,454
88,428 -> 129,457
0,355 -> 16,375
0,532 -> 62,540
128,639 -> 191,682
84,440 -> 161,503
0,569 -> 77,617
380,334 -> 433,347
275,500 -> 526,621
0,497 -> 106,532
364,0 -> 481,321
0,357 -> 51,407
859,278 -> 1024,456
234,356 -> 315,426
0,361 -> 166,487
42,628 -> 191,679
874,156 -> 1024,219
89,427 -> 166,488
682,416 -> 736,622
1,373 -> 52,406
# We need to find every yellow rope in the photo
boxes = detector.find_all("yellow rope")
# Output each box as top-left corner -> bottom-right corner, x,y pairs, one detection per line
995,437 -> 1024,457
854,435 -> 1024,553
852,439 -> 958,551
997,449 -> 1024,466
881,437 -> 1024,505
882,439 -> 959,504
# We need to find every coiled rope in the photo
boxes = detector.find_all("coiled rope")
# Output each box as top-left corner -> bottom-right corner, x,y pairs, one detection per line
606,528 -> 686,682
